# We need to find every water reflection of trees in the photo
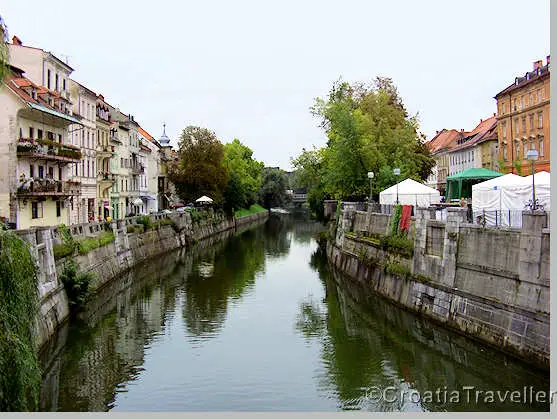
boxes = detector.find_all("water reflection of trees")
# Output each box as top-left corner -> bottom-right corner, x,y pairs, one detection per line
182,228 -> 266,339
297,248 -> 550,412
40,250 -> 193,412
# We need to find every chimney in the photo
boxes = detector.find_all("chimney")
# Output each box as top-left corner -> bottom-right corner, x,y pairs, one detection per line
12,35 -> 22,46
461,128 -> 464,132
480,118 -> 483,123
533,60 -> 543,70
493,112 -> 496,117
547,55 -> 551,66
436,130 -> 439,135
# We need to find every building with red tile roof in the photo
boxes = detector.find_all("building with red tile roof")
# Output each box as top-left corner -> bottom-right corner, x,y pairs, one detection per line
0,66 -> 83,229
426,115 -> 500,195
494,56 -> 550,174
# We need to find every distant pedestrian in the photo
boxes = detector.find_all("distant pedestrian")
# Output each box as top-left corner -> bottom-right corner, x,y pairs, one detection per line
459,197 -> 466,208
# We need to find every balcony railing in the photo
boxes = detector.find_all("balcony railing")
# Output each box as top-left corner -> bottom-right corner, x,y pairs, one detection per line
97,172 -> 114,182
110,133 -> 121,143
17,138 -> 82,162
96,145 -> 114,157
17,178 -> 81,196
130,163 -> 145,175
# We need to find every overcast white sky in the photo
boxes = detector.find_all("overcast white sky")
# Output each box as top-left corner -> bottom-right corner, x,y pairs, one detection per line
1,0 -> 550,169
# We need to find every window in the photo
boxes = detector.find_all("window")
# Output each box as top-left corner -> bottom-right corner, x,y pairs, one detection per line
75,164 -> 78,176
529,93 -> 533,106
472,151 -> 474,162
537,89 -> 541,103
38,165 -> 44,178
125,179 -> 128,191
56,201 -> 61,217
520,96 -> 524,109
48,167 -> 54,179
513,98 -> 517,111
514,118 -> 519,135
28,127 -> 34,139
515,142 -> 520,160
523,142 -> 528,157
540,139 -> 544,157
521,117 -> 526,134
121,158 -> 124,168
87,160 -> 90,178
32,202 -> 43,219
541,88 -> 545,100
55,74 -> 59,92
529,114 -> 534,132
62,79 -> 66,91
92,161 -> 95,177
47,69 -> 51,89
87,132 -> 90,148
38,129 -> 43,139
81,130 -> 84,147
503,146 -> 508,161
501,121 -> 507,139
538,113 -> 543,129
81,160 -> 84,177
121,179 -> 123,190
30,165 -> 34,178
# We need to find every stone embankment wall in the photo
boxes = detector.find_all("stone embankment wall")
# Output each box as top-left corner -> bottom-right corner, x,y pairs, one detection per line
326,204 -> 550,369
16,210 -> 268,349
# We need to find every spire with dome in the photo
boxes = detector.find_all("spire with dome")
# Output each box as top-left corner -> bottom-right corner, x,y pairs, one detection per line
159,123 -> 171,146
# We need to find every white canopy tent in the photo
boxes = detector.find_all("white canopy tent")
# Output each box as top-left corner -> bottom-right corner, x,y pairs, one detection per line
195,195 -> 214,204
379,178 -> 441,207
472,171 -> 550,227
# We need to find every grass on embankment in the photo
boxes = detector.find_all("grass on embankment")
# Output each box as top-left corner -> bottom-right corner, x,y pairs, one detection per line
234,204 -> 267,218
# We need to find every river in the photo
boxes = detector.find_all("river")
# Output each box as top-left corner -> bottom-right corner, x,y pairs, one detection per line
39,214 -> 550,412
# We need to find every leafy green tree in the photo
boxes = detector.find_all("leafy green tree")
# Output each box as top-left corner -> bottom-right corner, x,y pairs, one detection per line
222,139 -> 264,212
297,77 -> 434,202
168,126 -> 228,204
291,147 -> 328,219
258,167 -> 288,209
0,15 -> 9,84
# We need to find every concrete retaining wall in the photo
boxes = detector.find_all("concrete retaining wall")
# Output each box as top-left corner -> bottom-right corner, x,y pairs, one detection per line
328,205 -> 550,369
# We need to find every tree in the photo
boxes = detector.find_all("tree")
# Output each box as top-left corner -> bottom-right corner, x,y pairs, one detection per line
258,167 -> 288,209
222,139 -> 264,212
168,126 -> 228,204
0,15 -> 9,84
291,147 -> 328,219
298,76 -> 434,202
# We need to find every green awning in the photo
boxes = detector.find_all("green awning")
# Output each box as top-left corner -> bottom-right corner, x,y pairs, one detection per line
28,103 -> 83,125
446,167 -> 503,180
446,168 -> 503,200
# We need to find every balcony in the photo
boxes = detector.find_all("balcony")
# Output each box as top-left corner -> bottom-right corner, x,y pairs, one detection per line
130,163 -> 145,175
110,133 -> 121,144
16,178 -> 81,197
97,172 -> 114,191
96,145 -> 114,159
17,138 -> 82,163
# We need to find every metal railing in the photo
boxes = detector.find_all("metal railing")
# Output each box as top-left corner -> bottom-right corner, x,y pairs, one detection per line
432,207 -> 551,229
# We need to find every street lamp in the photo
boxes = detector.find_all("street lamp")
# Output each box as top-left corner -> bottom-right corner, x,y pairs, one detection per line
367,171 -> 374,204
526,149 -> 539,210
393,168 -> 401,204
